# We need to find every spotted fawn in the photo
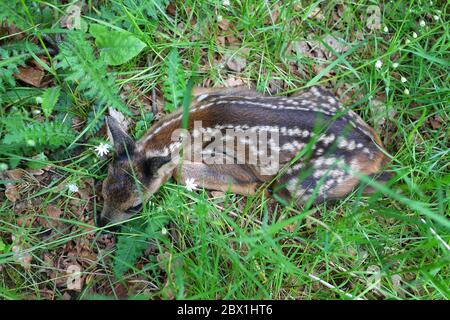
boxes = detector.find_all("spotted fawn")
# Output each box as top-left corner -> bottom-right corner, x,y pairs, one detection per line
98,86 -> 389,227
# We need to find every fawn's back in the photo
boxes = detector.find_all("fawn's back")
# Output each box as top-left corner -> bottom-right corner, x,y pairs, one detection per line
99,86 -> 388,226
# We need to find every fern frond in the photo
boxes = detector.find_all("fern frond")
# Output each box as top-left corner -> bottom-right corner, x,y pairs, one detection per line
163,49 -> 186,112
113,212 -> 169,279
0,41 -> 41,94
0,0 -> 30,30
56,33 -> 130,115
1,111 -> 75,154
113,220 -> 150,280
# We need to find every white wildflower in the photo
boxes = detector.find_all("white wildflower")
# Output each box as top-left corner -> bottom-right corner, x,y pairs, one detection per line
94,142 -> 110,157
419,20 -> 426,27
375,60 -> 383,70
404,88 -> 410,95
67,183 -> 79,193
392,62 -> 399,68
405,39 -> 411,44
433,15 -> 439,21
185,178 -> 198,191
412,32 -> 417,38
401,76 -> 407,83
223,0 -> 230,6
161,227 -> 168,235
383,26 -> 389,33
35,96 -> 43,104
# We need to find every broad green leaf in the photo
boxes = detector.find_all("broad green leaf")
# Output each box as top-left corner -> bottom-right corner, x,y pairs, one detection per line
41,86 -> 60,118
89,24 -> 147,66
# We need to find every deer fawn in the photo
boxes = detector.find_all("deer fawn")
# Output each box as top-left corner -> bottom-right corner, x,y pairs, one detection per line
98,86 -> 389,227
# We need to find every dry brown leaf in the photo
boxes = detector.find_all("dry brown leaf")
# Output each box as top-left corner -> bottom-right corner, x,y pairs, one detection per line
216,36 -> 226,46
27,169 -> 45,176
218,17 -> 230,31
223,77 -> 245,87
226,35 -> 238,44
322,34 -> 348,54
5,185 -> 20,202
166,2 -> 176,16
45,205 -> 62,219
226,54 -> 247,72
12,245 -> 32,269
14,66 -> 44,87
6,169 -> 24,180
60,4 -> 82,30
308,6 -> 324,20
40,205 -> 62,228
429,116 -> 442,129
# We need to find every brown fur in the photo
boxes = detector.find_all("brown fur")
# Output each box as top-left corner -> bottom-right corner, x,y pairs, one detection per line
99,86 -> 390,227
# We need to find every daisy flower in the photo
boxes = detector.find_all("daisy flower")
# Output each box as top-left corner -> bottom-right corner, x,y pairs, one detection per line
94,142 -> 110,157
185,178 -> 198,191
401,77 -> 407,83
419,20 -> 426,27
375,60 -> 383,70
67,183 -> 79,193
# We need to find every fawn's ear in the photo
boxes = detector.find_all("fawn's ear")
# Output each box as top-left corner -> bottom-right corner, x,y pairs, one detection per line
105,116 -> 135,156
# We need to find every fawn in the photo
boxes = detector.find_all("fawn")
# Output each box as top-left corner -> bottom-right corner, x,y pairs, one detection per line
98,86 -> 389,227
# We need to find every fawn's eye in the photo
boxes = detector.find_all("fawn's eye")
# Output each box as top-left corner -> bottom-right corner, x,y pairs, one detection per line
126,203 -> 142,214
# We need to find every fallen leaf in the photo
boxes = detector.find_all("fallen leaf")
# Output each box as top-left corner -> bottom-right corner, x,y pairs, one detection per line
226,54 -> 247,72
40,205 -> 62,228
5,185 -> 20,202
166,2 -> 176,16
12,245 -> 32,269
218,18 -> 230,31
308,6 -> 324,20
61,4 -> 82,30
322,34 -> 349,54
367,265 -> 382,293
45,205 -> 62,219
226,35 -> 238,44
223,77 -> 245,87
27,169 -> 45,176
6,169 -> 24,180
14,66 -> 44,87
429,116 -> 442,129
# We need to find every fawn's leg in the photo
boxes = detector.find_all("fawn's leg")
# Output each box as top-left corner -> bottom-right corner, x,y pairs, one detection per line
173,160 -> 261,195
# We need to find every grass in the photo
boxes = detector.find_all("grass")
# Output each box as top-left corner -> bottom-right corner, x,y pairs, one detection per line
0,0 -> 449,299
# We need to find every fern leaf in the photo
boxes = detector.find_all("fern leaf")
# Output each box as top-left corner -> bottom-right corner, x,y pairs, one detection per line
1,111 -> 75,155
113,220 -> 150,279
56,33 -> 130,115
41,86 -> 61,118
0,0 -> 30,30
0,40 -> 41,94
113,212 -> 169,279
163,49 -> 186,112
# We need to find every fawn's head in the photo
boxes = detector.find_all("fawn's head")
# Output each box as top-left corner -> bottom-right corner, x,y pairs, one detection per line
98,117 -> 173,228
